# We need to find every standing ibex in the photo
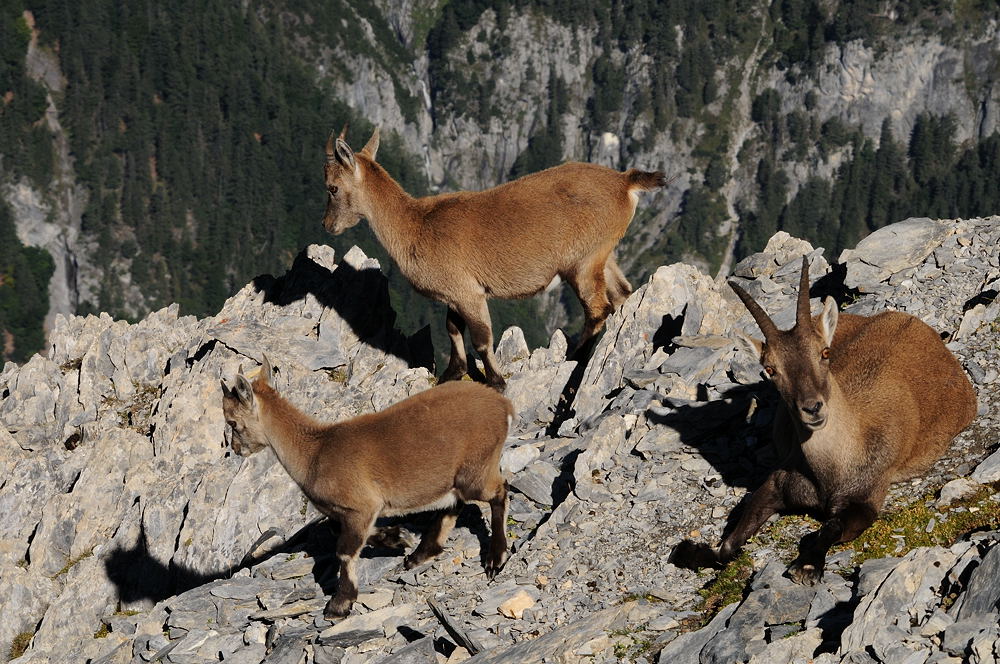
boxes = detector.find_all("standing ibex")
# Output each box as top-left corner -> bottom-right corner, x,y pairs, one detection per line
221,356 -> 513,618
671,257 -> 977,584
322,127 -> 667,389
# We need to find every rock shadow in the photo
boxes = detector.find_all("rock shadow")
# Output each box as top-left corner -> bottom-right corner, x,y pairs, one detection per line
646,382 -> 778,492
544,335 -> 600,438
251,247 -> 433,371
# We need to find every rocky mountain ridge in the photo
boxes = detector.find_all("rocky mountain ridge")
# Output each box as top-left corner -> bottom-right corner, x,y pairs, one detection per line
1,216 -> 998,663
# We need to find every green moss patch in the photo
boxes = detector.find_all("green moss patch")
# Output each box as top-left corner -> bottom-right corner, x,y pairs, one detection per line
8,631 -> 32,660
846,485 -> 1000,565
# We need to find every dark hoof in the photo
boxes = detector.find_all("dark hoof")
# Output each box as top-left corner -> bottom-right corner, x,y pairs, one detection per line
484,548 -> 508,580
323,598 -> 352,620
403,553 -> 422,570
787,560 -> 823,586
669,539 -> 724,570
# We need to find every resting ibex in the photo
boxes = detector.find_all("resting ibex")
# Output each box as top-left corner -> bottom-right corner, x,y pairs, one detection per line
322,127 -> 667,389
671,257 -> 977,584
221,357 -> 513,618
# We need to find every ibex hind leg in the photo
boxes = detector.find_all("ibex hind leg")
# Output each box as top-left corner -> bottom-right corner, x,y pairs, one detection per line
567,257 -> 615,360
404,499 -> 464,570
439,307 -> 469,383
604,257 -> 632,310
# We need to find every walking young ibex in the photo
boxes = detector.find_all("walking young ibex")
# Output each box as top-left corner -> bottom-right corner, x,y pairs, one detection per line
221,356 -> 513,618
322,126 -> 668,389
671,257 -> 977,584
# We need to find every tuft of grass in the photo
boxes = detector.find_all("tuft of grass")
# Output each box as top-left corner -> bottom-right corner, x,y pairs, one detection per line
93,623 -> 110,639
678,551 -> 755,633
114,608 -> 140,617
51,547 -> 94,579
608,624 -> 654,659
846,485 -> 1000,565
696,550 -> 754,618
618,592 -> 665,604
8,632 -> 32,660
59,357 -> 83,373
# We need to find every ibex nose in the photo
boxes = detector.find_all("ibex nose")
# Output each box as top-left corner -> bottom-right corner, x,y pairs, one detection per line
802,401 -> 823,416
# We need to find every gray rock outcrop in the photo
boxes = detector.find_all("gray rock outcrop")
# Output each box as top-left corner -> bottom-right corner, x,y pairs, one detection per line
1,216 -> 999,663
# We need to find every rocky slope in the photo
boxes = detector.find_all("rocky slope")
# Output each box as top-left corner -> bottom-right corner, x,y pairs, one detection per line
1,217 -> 999,663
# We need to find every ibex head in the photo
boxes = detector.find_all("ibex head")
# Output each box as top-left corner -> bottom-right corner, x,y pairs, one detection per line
221,356 -> 275,456
730,257 -> 839,431
322,125 -> 380,235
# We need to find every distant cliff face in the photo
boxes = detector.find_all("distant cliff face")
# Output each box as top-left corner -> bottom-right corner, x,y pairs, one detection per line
301,4 -> 1000,275
3,2 -> 1000,359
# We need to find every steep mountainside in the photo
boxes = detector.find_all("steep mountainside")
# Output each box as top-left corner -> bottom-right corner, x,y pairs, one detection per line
0,216 -> 998,663
2,0 -> 1000,364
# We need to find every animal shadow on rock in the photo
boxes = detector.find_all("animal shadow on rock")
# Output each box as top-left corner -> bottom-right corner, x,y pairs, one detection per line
251,247 -> 434,371
650,381 -> 791,567
104,502 -> 516,609
103,517 -> 420,606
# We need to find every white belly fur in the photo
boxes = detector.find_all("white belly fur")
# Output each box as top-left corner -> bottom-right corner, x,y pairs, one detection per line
381,489 -> 459,518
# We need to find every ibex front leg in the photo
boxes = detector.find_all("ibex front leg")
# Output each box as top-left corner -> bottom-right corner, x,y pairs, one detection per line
326,513 -> 375,619
788,499 -> 878,585
485,480 -> 510,579
455,297 -> 505,391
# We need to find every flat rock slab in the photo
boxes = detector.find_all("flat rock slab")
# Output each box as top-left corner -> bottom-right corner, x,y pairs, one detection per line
379,636 -> 437,663
464,602 -> 635,663
840,217 -> 953,288
318,603 -> 416,643
953,540 -> 1000,620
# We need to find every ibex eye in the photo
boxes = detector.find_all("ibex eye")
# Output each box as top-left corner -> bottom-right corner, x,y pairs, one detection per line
764,366 -> 776,376
821,348 -> 831,360
328,186 -> 338,195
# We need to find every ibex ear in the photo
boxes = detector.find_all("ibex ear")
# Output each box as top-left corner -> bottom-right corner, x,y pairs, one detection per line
234,375 -> 254,408
220,378 -> 233,397
259,354 -> 273,385
334,138 -> 356,172
818,297 -> 839,346
361,127 -> 379,160
734,330 -> 764,361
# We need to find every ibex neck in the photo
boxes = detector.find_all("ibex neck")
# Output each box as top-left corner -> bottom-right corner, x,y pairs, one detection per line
798,380 -> 860,483
358,160 -> 420,262
257,390 -> 325,489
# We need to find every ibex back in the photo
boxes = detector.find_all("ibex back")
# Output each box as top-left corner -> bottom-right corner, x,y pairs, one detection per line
322,126 -> 667,389
671,257 -> 977,584
221,357 -> 514,618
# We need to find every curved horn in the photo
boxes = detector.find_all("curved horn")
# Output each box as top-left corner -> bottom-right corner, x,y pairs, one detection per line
795,255 -> 812,327
326,131 -> 336,160
338,123 -> 349,141
729,281 -> 779,340
260,354 -> 273,385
